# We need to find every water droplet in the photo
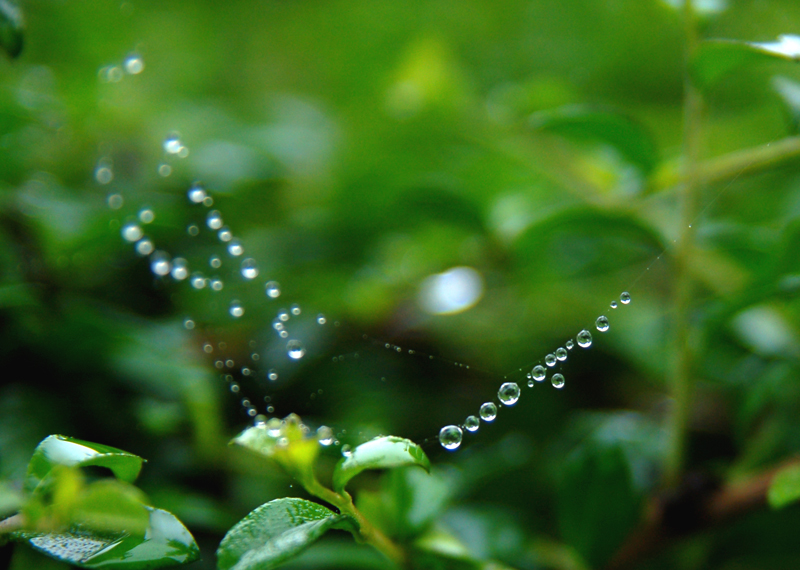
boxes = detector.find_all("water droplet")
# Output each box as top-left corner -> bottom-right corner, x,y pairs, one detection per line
551,373 -> 565,389
278,310 -> 290,322
183,318 -> 195,330
556,347 -> 568,361
135,238 -> 154,256
272,318 -> 284,331
479,402 -> 497,421
532,365 -> 546,381
610,301 -> 618,309
265,281 -> 281,298
95,164 -> 113,185
230,384 -> 240,393
227,239 -> 244,256
187,224 -> 199,236
121,223 -> 143,242
107,193 -> 123,209
545,353 -> 556,367
565,339 -> 574,350
210,278 -> 224,291
229,301 -> 244,318
317,314 -> 327,325
439,425 -> 463,450
207,210 -> 223,230
464,415 -> 480,432
241,258 -> 259,279
620,292 -> 631,305
138,208 -> 155,224
209,255 -> 222,269
190,272 -> 206,289
101,65 -> 123,83
266,417 -> 282,437
218,228 -> 232,242
124,54 -> 144,74
158,163 -> 172,177
317,426 -> 334,446
291,304 -> 301,316
576,329 -> 592,348
251,352 -> 260,361
202,196 -> 213,207
164,134 -> 185,155
596,316 -> 609,332
287,339 -> 306,360
527,378 -> 535,387
203,343 -> 213,353
342,444 -> 352,457
171,257 -> 189,280
268,369 -> 278,381
498,382 -> 520,406
188,183 -> 207,204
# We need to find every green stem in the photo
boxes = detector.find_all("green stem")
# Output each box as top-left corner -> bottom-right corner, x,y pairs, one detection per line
303,477 -> 407,568
665,0 -> 702,488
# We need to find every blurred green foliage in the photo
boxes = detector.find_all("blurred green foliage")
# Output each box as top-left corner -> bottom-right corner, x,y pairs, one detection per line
3,0 -> 800,569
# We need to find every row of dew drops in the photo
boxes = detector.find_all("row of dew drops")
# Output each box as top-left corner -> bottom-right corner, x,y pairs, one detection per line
438,292 -> 631,451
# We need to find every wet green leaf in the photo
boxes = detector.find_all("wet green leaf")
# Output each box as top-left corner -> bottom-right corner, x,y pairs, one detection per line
693,35 -> 800,89
14,506 -> 199,569
26,435 -> 144,495
0,0 -> 23,58
529,105 -> 658,175
768,463 -> 800,509
217,498 -> 351,570
332,436 -> 430,494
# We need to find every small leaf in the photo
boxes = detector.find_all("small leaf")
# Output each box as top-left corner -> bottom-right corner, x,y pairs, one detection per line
768,463 -> 800,509
529,105 -> 658,175
693,35 -> 800,89
26,435 -> 144,495
14,506 -> 199,569
332,436 -> 430,494
0,0 -> 24,58
217,498 -> 350,570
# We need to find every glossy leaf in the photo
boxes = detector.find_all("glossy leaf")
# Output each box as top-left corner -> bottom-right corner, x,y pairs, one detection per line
529,105 -> 658,174
333,436 -> 430,494
15,506 -> 199,569
0,0 -> 23,58
26,435 -> 144,495
217,498 -> 350,570
693,35 -> 800,89
768,463 -> 800,509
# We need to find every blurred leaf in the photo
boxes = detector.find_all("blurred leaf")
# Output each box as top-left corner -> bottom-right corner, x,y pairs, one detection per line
25,435 -> 144,495
530,105 -> 658,175
772,76 -> 800,132
557,443 -> 642,568
231,415 -> 320,486
693,35 -> 800,89
13,506 -> 199,569
217,498 -> 352,570
332,436 -> 430,494
0,480 -> 23,518
768,462 -> 800,509
0,0 -> 23,58
69,479 -> 150,536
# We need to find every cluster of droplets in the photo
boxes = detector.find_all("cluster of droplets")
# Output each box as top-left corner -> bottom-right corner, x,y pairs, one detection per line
438,292 -> 631,450
252,413 -> 339,449
98,51 -> 144,83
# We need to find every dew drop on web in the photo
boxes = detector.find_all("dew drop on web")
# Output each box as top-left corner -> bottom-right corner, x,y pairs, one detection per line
464,415 -> 480,432
218,228 -> 233,242
121,223 -> 143,243
150,251 -> 171,276
241,258 -> 258,279
209,255 -> 221,269
207,210 -> 223,230
596,316 -> 610,332
268,369 -> 278,381
620,291 -> 631,304
190,272 -> 206,289
265,281 -> 281,298
565,339 -> 574,350
138,208 -> 154,224
317,426 -> 334,446
551,373 -> 565,389
187,183 -> 207,204
227,239 -> 244,256
291,304 -> 301,316
229,301 -> 244,318
555,347 -> 568,361
610,300 -> 618,309
479,402 -> 497,421
286,339 -> 306,360
576,329 -> 592,348
498,382 -> 520,405
171,257 -> 189,280
210,278 -> 224,291
545,353 -> 556,367
532,365 -> 546,381
317,314 -> 326,325
439,425 -> 463,450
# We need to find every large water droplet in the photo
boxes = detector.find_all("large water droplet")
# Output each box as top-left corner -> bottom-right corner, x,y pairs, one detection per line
545,353 -> 556,367
229,301 -> 244,318
150,251 -> 171,276
241,258 -> 259,279
498,382 -> 520,406
187,183 -> 206,204
620,292 -> 631,304
317,426 -> 334,446
265,281 -> 281,298
439,425 -> 463,450
532,365 -> 546,381
596,316 -> 609,332
121,223 -> 143,242
171,257 -> 189,280
576,329 -> 592,348
479,402 -> 497,421
464,415 -> 480,432
551,373 -> 565,389
287,339 -> 306,360
556,347 -> 568,361
207,210 -> 223,230
228,239 -> 244,256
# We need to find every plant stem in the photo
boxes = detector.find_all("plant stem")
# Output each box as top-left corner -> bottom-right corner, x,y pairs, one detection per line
303,478 -> 407,567
665,0 -> 702,488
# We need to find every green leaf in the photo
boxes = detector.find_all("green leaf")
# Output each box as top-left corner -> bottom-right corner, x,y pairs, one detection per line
768,463 -> 800,509
693,35 -> 800,89
216,498 -> 350,570
14,506 -> 199,569
332,436 -> 430,494
26,435 -> 144,495
0,0 -> 24,58
529,105 -> 658,175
